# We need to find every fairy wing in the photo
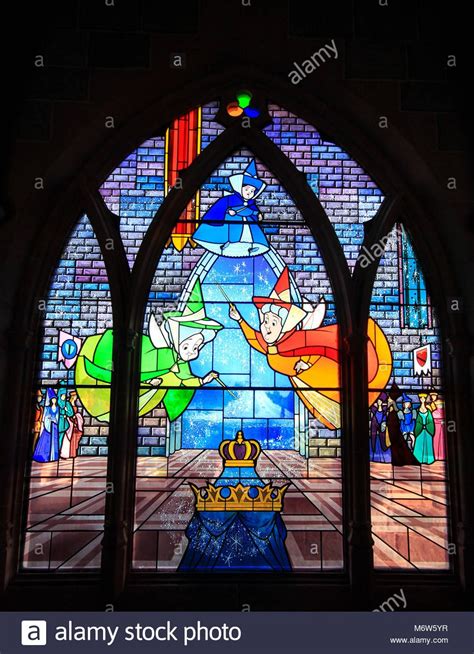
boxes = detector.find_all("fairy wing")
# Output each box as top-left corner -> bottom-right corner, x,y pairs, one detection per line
302,296 -> 326,330
149,313 -> 170,349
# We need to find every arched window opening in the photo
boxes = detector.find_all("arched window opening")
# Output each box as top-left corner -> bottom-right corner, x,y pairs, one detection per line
23,215 -> 112,571
19,95 -> 453,581
132,152 -> 345,572
368,223 -> 449,570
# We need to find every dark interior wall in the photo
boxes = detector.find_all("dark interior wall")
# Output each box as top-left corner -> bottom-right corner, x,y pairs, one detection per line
0,0 -> 473,610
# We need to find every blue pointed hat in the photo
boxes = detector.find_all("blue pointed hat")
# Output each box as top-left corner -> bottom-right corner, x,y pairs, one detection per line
229,158 -> 266,198
401,392 -> 412,403
46,388 -> 57,405
245,160 -> 257,177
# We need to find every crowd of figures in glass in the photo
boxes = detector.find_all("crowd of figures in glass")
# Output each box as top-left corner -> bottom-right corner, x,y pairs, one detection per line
24,99 -> 449,573
32,387 -> 84,463
369,387 -> 445,466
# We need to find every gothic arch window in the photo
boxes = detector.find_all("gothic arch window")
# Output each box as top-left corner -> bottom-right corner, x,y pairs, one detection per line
133,150 -> 344,571
23,215 -> 113,570
368,223 -> 448,570
16,92 -> 454,596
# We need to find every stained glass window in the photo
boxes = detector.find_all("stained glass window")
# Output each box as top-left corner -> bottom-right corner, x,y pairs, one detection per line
23,215 -> 111,570
368,224 -> 448,570
23,96 -> 452,577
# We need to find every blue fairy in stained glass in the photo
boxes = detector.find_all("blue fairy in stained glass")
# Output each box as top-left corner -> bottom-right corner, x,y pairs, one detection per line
193,160 -> 270,257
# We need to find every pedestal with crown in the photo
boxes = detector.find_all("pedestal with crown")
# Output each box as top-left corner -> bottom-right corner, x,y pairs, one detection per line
178,430 -> 291,572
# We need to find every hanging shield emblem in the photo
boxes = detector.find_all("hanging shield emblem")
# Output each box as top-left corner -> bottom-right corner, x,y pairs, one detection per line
413,344 -> 431,376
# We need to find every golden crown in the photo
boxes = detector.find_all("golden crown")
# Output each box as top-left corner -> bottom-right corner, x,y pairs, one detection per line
218,430 -> 261,467
189,481 -> 289,512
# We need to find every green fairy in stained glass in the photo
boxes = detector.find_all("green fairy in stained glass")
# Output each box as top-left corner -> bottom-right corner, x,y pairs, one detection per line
74,280 -> 222,423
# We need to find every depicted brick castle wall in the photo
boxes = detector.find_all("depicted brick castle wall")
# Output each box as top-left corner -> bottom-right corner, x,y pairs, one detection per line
99,136 -> 165,268
264,104 -> 384,272
201,101 -> 224,149
137,406 -> 168,456
370,225 -> 441,390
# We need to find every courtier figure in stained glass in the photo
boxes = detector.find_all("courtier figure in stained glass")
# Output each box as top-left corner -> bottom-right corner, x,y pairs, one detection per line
398,392 -> 416,450
386,384 -> 419,466
229,267 -> 392,429
413,393 -> 435,464
33,388 -> 60,463
74,280 -> 222,423
32,389 -> 44,452
430,390 -> 446,461
179,430 -> 291,572
66,391 -> 84,458
193,160 -> 270,257
57,386 -> 74,449
370,393 -> 391,463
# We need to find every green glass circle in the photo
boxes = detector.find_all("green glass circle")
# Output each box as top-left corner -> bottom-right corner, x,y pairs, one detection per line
236,90 -> 252,109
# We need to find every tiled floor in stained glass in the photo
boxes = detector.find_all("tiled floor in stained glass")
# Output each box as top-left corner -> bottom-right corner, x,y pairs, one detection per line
370,461 -> 450,570
23,457 -> 107,570
23,453 -> 449,572
134,450 -> 344,571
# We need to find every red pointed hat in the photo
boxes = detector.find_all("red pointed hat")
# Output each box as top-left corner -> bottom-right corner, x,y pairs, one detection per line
253,267 -> 306,331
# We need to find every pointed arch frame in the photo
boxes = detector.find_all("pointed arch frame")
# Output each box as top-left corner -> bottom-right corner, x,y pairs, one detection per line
1,68 -> 471,610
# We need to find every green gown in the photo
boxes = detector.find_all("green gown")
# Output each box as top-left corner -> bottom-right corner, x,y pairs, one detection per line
74,329 -> 202,423
57,390 -> 74,447
413,409 -> 435,464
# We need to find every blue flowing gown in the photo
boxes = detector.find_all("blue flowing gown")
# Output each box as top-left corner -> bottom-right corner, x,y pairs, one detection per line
33,406 -> 59,463
178,466 -> 291,572
193,193 -> 270,258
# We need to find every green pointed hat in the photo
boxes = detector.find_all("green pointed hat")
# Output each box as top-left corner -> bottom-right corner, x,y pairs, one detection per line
164,279 -> 223,347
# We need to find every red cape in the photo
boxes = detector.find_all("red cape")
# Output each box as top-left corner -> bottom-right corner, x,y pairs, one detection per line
254,324 -> 339,363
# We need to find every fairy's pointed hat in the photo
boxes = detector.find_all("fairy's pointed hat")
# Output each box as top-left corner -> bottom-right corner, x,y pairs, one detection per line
45,387 -> 57,406
252,267 -> 307,333
47,388 -> 57,401
229,159 -> 266,198
401,392 -> 412,403
163,279 -> 223,349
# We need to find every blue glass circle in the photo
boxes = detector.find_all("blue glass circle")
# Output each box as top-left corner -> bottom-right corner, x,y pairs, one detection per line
61,339 -> 78,359
244,107 -> 260,118
248,486 -> 259,499
220,486 -> 231,499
